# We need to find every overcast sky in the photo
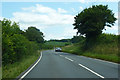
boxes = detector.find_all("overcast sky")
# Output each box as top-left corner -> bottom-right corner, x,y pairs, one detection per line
0,1 -> 118,40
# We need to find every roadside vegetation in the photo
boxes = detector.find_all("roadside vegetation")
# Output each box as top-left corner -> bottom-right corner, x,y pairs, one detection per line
2,19 -> 45,79
62,5 -> 119,63
44,39 -> 71,49
0,20 -> 1,80
1,18 -> 70,79
62,34 -> 119,63
3,50 -> 41,78
1,4 -> 119,79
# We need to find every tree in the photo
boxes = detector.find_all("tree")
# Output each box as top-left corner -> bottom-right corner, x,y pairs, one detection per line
2,19 -> 22,64
2,19 -> 22,37
73,5 -> 117,40
2,19 -> 39,65
24,27 -> 44,43
71,36 -> 85,43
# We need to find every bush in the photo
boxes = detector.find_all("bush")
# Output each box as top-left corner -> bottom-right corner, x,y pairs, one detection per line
2,19 -> 39,65
97,33 -> 118,44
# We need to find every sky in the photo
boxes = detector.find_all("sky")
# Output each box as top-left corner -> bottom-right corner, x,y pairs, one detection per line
0,1 -> 118,40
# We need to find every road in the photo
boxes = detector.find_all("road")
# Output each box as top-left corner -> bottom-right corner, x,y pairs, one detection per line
21,50 -> 119,79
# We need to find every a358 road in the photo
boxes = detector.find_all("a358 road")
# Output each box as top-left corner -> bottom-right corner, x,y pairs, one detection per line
21,50 -> 119,79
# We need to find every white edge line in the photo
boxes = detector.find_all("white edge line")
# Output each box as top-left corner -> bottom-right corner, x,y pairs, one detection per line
65,57 -> 74,62
19,51 -> 43,80
78,64 -> 104,78
78,56 -> 118,65
93,58 -> 118,65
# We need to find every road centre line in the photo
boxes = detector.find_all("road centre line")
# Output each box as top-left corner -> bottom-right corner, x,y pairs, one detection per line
78,64 -> 105,78
60,55 -> 62,57
61,55 -> 104,78
19,52 -> 43,80
65,57 -> 74,62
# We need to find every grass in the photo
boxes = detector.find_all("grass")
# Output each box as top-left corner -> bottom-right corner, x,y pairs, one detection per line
0,67 -> 2,80
82,52 -> 119,63
2,50 -> 41,79
62,43 -> 82,55
45,41 -> 71,47
62,43 -> 119,63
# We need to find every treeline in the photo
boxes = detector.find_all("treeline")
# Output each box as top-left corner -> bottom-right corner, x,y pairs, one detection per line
70,33 -> 119,45
2,19 -> 44,65
48,39 -> 71,42
48,36 -> 85,43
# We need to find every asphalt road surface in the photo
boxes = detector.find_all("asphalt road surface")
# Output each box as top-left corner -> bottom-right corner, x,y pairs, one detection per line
22,50 -> 119,79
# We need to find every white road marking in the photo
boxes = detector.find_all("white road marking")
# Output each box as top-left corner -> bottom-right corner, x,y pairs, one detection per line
65,57 -> 74,62
77,56 -> 118,65
60,55 -> 62,57
19,52 -> 43,80
93,58 -> 118,65
78,63 -> 104,78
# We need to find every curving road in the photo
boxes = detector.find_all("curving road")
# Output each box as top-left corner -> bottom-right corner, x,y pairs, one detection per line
21,50 -> 119,79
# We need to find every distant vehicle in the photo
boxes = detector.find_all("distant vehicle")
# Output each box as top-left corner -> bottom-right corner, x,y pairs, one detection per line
55,47 -> 62,52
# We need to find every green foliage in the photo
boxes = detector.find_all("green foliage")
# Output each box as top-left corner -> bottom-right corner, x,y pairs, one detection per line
49,39 -> 71,42
40,41 -> 72,50
2,19 -> 22,64
0,20 -> 2,46
2,19 -> 39,65
62,43 -> 83,55
2,19 -> 22,36
62,33 -> 119,63
73,5 -> 117,39
2,18 -> 45,78
24,27 -> 44,43
45,41 -> 71,48
82,53 -> 119,63
40,44 -> 54,49
0,21 -> 1,80
3,50 -> 40,78
96,33 -> 118,44
71,35 -> 85,43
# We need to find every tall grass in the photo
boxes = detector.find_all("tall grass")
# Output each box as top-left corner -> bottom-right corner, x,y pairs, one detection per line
2,50 -> 41,79
62,33 -> 119,63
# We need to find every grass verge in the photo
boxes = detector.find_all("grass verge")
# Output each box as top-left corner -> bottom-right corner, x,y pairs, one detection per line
2,50 -> 41,79
0,67 -> 2,80
62,44 -> 119,63
82,52 -> 119,63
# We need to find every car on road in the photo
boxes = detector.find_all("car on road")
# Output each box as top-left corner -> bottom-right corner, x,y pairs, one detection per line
55,47 -> 62,52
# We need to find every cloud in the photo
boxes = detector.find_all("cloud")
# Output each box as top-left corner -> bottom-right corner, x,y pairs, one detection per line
78,0 -> 85,3
63,26 -> 77,37
58,8 -> 67,13
45,34 -> 66,40
1,0 -> 119,2
0,17 -> 3,20
80,6 -> 83,11
22,4 -> 56,13
105,25 -> 118,31
12,4 -> 74,28
77,0 -> 119,3
5,3 -> 118,40
11,4 -> 75,40
102,11 -> 118,35
103,26 -> 118,35
71,8 -> 76,12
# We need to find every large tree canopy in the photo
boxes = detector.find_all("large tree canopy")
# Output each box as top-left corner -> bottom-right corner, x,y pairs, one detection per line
24,27 -> 44,43
73,5 -> 117,39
